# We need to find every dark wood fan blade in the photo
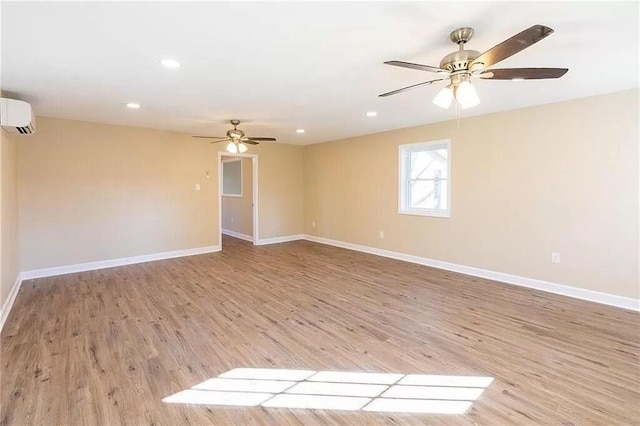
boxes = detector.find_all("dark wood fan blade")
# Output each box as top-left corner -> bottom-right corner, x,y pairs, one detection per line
243,140 -> 259,145
479,67 -> 568,80
379,78 -> 447,97
246,137 -> 276,141
384,60 -> 446,73
192,135 -> 226,139
209,139 -> 231,144
470,25 -> 554,70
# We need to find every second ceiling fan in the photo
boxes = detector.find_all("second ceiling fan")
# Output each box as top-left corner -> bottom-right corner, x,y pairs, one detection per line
193,119 -> 276,153
380,24 -> 568,109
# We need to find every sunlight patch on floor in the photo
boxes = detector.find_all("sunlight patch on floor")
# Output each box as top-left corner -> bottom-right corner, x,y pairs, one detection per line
162,368 -> 494,414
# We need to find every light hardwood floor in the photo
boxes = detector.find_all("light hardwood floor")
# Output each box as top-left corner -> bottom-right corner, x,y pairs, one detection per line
1,236 -> 639,425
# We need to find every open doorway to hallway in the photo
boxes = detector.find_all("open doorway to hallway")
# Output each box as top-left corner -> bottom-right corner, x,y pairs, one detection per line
218,152 -> 258,248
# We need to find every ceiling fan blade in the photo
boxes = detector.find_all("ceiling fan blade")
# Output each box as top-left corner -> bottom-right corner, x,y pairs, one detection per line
479,67 -> 568,80
470,25 -> 554,70
209,139 -> 231,144
379,78 -> 447,97
384,60 -> 447,74
192,135 -> 226,139
242,140 -> 259,145
246,137 -> 276,141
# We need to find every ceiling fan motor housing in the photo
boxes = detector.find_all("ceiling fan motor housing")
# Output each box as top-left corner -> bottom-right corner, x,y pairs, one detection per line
227,129 -> 245,139
440,27 -> 482,75
439,49 -> 481,73
227,120 -> 245,139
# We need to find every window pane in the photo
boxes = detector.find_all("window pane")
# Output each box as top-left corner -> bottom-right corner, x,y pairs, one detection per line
409,179 -> 448,210
410,149 -> 448,179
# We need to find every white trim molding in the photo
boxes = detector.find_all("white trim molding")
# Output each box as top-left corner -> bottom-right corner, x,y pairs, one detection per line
256,234 -> 305,246
0,273 -> 24,332
303,235 -> 640,312
21,245 -> 221,281
222,229 -> 254,243
4,234 -> 636,335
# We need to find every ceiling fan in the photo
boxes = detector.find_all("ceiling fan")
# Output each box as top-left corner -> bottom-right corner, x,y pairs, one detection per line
192,119 -> 276,153
379,24 -> 568,109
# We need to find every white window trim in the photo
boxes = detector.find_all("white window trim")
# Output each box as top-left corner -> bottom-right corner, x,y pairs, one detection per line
398,139 -> 451,218
222,158 -> 243,197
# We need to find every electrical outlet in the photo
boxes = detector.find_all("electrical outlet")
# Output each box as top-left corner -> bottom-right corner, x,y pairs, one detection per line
551,252 -> 560,263
379,231 -> 384,238
231,216 -> 235,223
311,221 -> 316,228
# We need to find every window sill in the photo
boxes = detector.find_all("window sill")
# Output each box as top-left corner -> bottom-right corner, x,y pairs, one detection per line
222,194 -> 243,198
398,209 -> 450,218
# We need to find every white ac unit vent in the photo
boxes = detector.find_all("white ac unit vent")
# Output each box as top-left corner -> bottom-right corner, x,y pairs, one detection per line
1,98 -> 36,135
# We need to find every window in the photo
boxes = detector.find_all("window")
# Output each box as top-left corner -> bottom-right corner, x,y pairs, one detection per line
398,140 -> 451,217
222,159 -> 242,197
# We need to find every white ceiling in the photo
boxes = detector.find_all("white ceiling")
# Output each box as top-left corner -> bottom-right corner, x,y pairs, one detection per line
1,2 -> 638,145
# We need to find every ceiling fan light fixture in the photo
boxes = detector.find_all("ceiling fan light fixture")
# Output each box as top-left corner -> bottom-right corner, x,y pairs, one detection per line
456,81 -> 480,109
238,142 -> 248,153
433,85 -> 454,109
226,142 -> 238,154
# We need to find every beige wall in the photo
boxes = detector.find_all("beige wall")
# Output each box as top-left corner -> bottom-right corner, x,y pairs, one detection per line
304,89 -> 639,299
18,118 -> 218,270
1,130 -> 20,308
222,157 -> 253,237
18,117 -> 304,271
12,92 -> 638,300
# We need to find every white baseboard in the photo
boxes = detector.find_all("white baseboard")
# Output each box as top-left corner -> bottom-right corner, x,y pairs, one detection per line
21,245 -> 221,280
256,234 -> 304,246
222,229 -> 254,243
7,233 -> 637,331
0,273 -> 23,332
303,235 -> 640,312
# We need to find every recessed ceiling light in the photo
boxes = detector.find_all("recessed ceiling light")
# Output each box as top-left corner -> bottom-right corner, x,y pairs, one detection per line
366,111 -> 377,117
512,78 -> 525,82
126,102 -> 141,109
160,58 -> 181,68
296,129 -> 305,134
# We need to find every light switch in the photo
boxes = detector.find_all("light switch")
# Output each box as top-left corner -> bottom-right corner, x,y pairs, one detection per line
195,183 -> 200,191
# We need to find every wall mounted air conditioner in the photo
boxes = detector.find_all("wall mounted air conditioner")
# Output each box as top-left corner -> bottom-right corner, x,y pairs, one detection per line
1,98 -> 36,135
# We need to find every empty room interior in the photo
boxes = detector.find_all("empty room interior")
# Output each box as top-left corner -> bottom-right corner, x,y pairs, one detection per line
1,2 -> 639,425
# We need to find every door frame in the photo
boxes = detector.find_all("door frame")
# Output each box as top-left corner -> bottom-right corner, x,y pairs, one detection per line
218,152 -> 258,247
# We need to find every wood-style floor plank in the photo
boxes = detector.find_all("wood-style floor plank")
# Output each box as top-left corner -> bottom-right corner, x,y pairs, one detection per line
1,236 -> 639,425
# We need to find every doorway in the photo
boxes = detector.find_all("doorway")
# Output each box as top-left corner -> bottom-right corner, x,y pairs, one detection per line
218,152 -> 258,248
